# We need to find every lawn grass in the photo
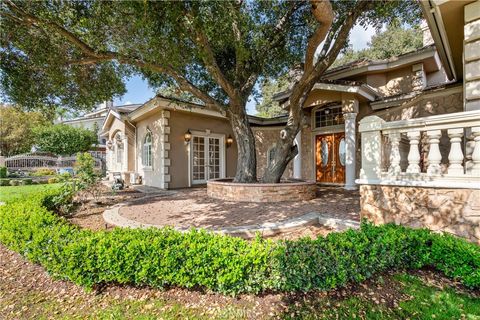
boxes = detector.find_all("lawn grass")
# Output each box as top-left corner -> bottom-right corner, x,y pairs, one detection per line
283,273 -> 480,319
1,270 -> 478,319
0,183 -> 62,203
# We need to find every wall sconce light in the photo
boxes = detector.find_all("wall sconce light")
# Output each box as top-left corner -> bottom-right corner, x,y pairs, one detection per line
226,135 -> 234,148
184,129 -> 192,143
106,140 -> 113,150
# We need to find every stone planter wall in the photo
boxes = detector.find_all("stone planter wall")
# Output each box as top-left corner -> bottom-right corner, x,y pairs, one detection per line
360,185 -> 480,243
207,179 -> 317,202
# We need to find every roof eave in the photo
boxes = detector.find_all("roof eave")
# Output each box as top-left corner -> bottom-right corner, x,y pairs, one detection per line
420,0 -> 456,81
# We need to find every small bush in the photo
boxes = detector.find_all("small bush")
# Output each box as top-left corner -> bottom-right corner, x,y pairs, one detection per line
0,190 -> 478,295
20,178 -> 33,186
31,168 -> 56,177
9,180 -> 20,186
0,179 -> 10,186
48,177 -> 60,184
0,166 -> 7,178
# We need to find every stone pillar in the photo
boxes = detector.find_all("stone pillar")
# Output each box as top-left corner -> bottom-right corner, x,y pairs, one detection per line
472,127 -> 480,176
0,156 -> 5,167
412,63 -> 426,91
406,131 -> 421,174
358,116 -> 385,182
447,128 -> 464,175
465,1 -> 480,111
293,130 -> 302,179
344,112 -> 357,189
426,130 -> 442,175
387,132 -> 402,176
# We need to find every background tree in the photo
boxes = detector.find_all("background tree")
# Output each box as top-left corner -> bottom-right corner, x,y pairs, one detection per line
34,124 -> 97,156
332,23 -> 423,67
0,105 -> 50,156
255,74 -> 290,118
0,0 -> 421,183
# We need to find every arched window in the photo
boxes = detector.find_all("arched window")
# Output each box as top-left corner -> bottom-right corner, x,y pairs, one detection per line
267,144 -> 276,166
142,131 -> 153,168
115,133 -> 123,164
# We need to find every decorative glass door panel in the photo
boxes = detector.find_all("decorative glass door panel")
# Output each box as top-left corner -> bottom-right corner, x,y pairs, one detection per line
208,138 -> 221,179
191,135 -> 224,184
315,133 -> 346,183
192,136 -> 206,182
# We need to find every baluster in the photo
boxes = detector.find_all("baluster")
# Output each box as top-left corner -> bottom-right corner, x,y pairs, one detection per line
406,131 -> 421,173
447,128 -> 464,175
472,127 -> 480,176
426,130 -> 442,175
388,132 -> 401,175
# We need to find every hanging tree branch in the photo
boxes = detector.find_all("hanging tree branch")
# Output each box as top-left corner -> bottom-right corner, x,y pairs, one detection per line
2,0 -> 226,113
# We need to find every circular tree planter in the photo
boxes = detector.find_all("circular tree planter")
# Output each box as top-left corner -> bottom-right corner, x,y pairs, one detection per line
207,178 -> 317,202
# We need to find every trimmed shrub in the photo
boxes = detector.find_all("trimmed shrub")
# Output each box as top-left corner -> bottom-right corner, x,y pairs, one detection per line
20,178 -> 33,185
48,177 -> 60,184
0,190 -> 478,295
31,168 -> 56,177
0,179 -> 10,186
0,166 -> 7,178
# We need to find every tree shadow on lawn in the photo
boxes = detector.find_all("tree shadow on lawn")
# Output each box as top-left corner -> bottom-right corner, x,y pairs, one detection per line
278,269 -> 480,320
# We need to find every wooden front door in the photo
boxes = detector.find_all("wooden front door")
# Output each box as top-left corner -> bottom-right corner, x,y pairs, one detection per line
315,133 -> 346,184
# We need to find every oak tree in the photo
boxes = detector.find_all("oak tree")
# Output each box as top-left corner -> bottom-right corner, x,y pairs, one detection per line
0,0 -> 420,183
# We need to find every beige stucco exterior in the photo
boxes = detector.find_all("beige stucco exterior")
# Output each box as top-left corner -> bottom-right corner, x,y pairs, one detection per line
104,103 -> 238,189
168,110 -> 237,189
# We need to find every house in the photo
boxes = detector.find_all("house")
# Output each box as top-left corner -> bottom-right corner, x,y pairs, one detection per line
101,1 -> 480,240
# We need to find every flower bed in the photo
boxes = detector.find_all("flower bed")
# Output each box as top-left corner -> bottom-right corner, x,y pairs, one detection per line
0,189 -> 479,295
207,178 -> 317,202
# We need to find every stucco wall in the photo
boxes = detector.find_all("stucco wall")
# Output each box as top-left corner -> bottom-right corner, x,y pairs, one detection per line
252,127 -> 294,180
135,111 -> 167,188
168,111 -> 237,189
106,117 -> 126,173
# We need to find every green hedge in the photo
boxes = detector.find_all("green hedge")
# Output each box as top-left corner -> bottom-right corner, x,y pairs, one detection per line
0,190 -> 478,295
0,166 -> 7,178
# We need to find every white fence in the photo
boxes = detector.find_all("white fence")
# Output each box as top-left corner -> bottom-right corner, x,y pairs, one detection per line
3,152 -> 105,172
357,110 -> 480,189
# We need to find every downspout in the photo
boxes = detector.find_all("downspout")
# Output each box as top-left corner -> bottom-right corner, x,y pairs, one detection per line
126,119 -> 137,176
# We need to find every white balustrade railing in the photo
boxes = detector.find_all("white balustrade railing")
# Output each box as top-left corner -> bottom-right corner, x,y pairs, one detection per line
357,110 -> 480,189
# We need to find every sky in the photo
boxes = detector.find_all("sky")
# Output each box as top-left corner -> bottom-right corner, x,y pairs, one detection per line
114,24 -> 378,115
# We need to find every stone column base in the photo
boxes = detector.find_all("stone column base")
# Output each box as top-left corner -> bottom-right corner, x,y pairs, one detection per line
359,184 -> 480,243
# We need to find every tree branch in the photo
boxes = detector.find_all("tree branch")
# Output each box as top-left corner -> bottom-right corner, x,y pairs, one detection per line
2,0 -> 227,113
304,0 -> 333,73
182,7 -> 237,101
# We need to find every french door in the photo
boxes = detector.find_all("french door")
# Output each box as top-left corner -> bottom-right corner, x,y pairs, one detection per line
315,132 -> 346,184
191,135 -> 225,184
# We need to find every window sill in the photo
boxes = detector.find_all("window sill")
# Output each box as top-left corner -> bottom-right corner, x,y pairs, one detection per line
142,166 -> 153,171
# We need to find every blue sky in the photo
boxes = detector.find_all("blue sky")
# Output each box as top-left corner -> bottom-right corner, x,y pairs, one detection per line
114,24 -> 377,115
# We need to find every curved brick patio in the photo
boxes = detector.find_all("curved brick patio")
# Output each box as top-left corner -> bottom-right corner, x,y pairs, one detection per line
116,186 -> 360,229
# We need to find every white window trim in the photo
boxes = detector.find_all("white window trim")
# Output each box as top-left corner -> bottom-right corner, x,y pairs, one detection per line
142,131 -> 153,170
187,130 -> 226,186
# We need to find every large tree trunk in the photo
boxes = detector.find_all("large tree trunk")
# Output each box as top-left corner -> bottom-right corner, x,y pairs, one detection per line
228,105 -> 257,183
262,123 -> 301,183
262,81 -> 310,183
